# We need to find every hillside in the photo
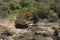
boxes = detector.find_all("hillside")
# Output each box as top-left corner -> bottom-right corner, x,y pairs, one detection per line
0,0 -> 60,40
0,19 -> 60,40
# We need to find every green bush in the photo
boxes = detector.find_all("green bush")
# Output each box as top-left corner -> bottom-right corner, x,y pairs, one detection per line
0,0 -> 60,20
20,0 -> 30,7
0,3 -> 10,18
48,10 -> 58,19
35,3 -> 50,19
9,2 -> 21,10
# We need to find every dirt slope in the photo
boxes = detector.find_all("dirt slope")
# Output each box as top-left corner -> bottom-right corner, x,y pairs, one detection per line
0,19 -> 60,40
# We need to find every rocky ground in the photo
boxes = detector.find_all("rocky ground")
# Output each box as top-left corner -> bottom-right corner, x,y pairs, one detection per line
0,19 -> 60,40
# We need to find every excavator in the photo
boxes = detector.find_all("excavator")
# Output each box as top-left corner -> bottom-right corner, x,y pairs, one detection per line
15,12 -> 39,29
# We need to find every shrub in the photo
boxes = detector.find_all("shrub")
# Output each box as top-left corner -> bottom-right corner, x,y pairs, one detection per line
48,10 -> 58,22
0,3 -> 10,18
20,0 -> 30,7
48,10 -> 58,18
9,2 -> 21,10
35,4 -> 50,19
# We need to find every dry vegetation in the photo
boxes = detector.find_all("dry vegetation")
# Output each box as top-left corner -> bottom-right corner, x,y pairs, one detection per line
0,0 -> 60,40
0,19 -> 60,40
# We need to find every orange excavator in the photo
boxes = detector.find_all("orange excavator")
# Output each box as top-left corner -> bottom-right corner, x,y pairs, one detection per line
15,12 -> 39,29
